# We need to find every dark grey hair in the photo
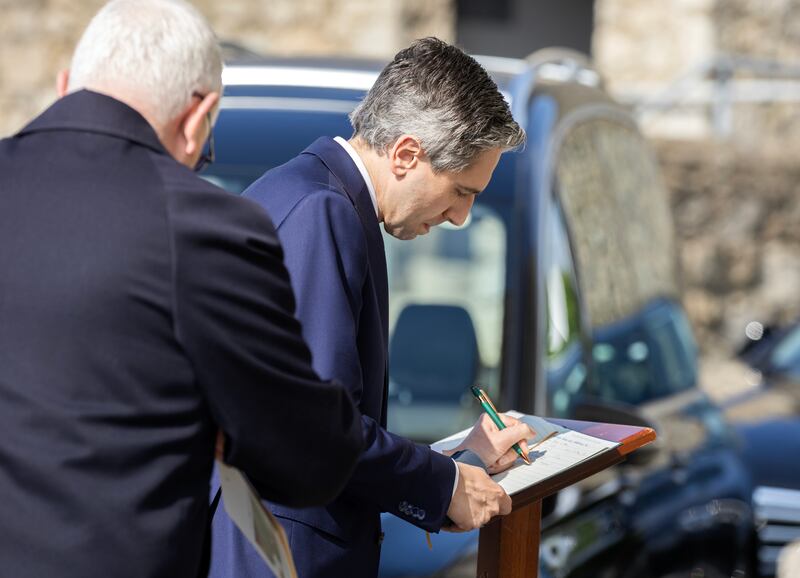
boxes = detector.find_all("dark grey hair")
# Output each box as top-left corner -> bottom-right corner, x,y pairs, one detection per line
350,37 -> 525,172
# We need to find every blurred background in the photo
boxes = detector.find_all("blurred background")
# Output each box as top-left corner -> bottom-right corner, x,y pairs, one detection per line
3,1 -> 800,575
2,0 -> 799,368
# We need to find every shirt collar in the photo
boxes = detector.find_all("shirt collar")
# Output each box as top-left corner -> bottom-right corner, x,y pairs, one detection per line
334,136 -> 379,219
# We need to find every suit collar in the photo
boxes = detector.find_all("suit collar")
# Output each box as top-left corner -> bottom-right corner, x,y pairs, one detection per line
17,90 -> 167,155
333,136 -> 379,219
302,137 -> 380,232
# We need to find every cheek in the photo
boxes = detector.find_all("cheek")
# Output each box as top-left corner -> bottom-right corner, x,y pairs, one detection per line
434,191 -> 457,215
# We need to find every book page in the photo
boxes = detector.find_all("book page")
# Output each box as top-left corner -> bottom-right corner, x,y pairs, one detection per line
430,412 -> 619,496
217,462 -> 298,578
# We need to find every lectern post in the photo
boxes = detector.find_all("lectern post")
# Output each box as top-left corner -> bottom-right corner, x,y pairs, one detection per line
477,499 -> 542,578
475,418 -> 656,578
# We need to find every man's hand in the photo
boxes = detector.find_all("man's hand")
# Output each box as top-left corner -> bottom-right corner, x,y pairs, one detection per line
445,413 -> 535,474
443,462 -> 512,532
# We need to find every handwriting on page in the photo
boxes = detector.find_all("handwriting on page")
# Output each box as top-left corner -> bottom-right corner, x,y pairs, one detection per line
492,430 -> 619,495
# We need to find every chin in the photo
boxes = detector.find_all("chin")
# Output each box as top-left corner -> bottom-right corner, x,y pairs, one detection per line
384,223 -> 418,241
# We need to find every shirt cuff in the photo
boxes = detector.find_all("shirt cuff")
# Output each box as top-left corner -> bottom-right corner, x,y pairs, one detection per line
451,459 -> 459,498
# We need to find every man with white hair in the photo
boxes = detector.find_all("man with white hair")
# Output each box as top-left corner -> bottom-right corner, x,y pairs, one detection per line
0,1 -> 363,577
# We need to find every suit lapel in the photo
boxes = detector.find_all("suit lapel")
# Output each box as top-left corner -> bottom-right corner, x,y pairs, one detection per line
303,137 -> 389,351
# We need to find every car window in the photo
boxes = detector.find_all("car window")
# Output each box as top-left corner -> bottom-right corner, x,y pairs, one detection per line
555,118 -> 678,328
771,325 -> 800,377
543,196 -> 588,417
385,203 -> 507,442
589,301 -> 698,405
553,117 -> 696,405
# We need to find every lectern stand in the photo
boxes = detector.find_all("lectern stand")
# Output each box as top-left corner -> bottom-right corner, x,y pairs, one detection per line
476,419 -> 656,578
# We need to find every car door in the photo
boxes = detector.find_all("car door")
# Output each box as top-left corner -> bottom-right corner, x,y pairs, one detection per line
536,103 -> 754,578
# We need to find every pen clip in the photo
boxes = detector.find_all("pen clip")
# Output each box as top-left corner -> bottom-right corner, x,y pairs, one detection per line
479,388 -> 499,414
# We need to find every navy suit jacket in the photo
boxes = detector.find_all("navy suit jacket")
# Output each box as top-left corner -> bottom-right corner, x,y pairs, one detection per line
0,93 -> 362,578
210,138 -> 456,577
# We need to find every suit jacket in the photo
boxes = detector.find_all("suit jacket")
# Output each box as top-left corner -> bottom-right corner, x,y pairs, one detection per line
210,137 -> 455,578
0,92 -> 362,578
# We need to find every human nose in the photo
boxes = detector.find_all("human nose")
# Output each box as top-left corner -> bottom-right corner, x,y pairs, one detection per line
446,195 -> 475,227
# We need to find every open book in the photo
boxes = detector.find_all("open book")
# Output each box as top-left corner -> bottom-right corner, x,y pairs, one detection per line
217,462 -> 298,578
430,411 -> 620,496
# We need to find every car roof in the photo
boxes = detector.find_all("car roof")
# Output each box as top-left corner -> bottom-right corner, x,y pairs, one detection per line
220,54 -> 525,95
210,47 -> 612,202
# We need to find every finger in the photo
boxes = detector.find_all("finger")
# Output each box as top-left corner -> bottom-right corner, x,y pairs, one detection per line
486,449 -> 516,474
494,422 -> 534,448
498,413 -> 520,427
495,449 -> 522,472
498,491 -> 512,515
487,450 -> 519,475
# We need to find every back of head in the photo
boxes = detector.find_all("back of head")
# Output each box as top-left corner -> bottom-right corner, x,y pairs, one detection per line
350,37 -> 525,173
68,0 -> 222,126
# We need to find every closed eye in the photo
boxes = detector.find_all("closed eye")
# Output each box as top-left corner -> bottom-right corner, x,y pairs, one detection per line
456,185 -> 482,197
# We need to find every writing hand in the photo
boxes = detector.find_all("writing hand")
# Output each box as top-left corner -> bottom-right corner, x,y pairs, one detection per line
445,413 -> 535,474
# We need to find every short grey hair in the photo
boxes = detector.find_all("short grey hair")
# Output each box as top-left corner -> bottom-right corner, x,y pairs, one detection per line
350,37 -> 525,173
67,0 -> 222,126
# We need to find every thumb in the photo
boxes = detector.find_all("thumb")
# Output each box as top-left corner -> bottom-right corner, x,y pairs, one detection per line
499,491 -> 512,515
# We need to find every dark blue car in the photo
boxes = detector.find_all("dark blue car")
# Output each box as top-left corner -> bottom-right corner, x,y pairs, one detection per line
203,48 -> 786,578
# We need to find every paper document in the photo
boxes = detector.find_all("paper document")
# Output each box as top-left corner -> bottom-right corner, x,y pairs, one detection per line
430,412 -> 619,496
217,462 -> 298,578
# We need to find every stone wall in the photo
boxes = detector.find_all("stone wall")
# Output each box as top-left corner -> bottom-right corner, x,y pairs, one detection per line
714,0 -> 800,155
594,0 -> 800,146
714,0 -> 800,59
0,0 -> 454,137
657,139 -> 800,354
595,1 -> 800,358
594,0 -> 716,96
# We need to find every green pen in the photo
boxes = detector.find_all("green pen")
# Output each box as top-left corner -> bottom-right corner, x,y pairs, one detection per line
470,385 -> 531,465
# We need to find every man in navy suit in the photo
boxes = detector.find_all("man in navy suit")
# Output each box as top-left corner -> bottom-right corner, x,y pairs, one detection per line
0,2 -> 363,577
211,38 -> 530,577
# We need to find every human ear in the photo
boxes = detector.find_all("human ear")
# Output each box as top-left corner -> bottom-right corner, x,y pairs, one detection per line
182,91 -> 219,158
389,135 -> 422,176
56,70 -> 70,98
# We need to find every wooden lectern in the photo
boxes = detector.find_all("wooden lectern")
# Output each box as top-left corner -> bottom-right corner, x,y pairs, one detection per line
476,419 -> 656,578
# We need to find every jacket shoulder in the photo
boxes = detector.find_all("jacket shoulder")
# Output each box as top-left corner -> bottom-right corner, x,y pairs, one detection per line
154,153 -> 278,234
243,153 -> 354,228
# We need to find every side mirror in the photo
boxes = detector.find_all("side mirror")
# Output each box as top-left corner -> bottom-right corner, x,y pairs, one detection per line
571,398 -> 660,467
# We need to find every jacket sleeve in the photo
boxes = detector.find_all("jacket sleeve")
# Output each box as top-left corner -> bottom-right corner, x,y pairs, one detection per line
276,191 -> 456,532
167,185 -> 363,508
